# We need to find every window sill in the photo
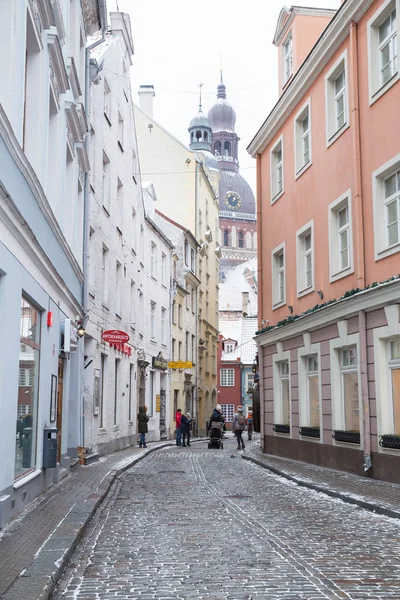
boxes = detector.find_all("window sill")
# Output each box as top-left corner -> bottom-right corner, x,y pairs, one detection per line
369,72 -> 399,106
104,113 -> 112,126
98,428 -> 107,436
101,304 -> 110,312
14,468 -> 42,489
272,300 -> 286,311
295,160 -> 312,180
271,189 -> 284,205
118,141 -> 124,152
297,285 -> 314,299
376,241 -> 400,261
327,122 -> 350,148
330,265 -> 354,283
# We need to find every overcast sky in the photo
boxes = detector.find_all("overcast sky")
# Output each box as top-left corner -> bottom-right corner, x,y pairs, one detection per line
107,0 -> 340,191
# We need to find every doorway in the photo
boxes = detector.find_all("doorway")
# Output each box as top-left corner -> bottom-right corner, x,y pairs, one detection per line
57,358 -> 64,463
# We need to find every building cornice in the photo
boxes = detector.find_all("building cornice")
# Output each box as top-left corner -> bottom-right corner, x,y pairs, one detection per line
273,6 -> 337,46
0,187 -> 83,315
184,270 -> 201,288
0,104 -> 84,282
256,279 -> 400,347
247,0 -> 374,157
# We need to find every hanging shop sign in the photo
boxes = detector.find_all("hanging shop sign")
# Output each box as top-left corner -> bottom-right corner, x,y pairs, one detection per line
168,361 -> 193,369
102,330 -> 130,344
152,352 -> 168,370
156,394 -> 161,412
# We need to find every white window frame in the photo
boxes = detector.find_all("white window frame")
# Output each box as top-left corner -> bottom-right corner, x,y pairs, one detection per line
271,242 -> 286,309
161,252 -> 166,287
161,307 -> 167,345
368,0 -> 399,105
150,300 -> 156,340
296,220 -> 314,298
283,32 -> 293,85
372,153 -> 400,260
220,404 -> 234,422
118,111 -> 124,150
325,51 -> 350,147
270,135 -> 284,203
102,152 -> 110,213
328,189 -> 354,282
272,345 -> 291,428
150,241 -> 157,279
220,368 -> 234,387
330,329 -> 362,440
104,79 -> 111,123
298,335 -> 321,436
294,98 -> 312,179
115,261 -> 122,317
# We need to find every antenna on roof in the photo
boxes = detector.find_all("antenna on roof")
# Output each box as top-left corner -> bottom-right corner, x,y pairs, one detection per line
198,82 -> 203,112
220,53 -> 223,84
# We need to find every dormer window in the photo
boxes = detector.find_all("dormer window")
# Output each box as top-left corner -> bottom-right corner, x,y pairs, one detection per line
224,341 -> 236,353
283,33 -> 293,84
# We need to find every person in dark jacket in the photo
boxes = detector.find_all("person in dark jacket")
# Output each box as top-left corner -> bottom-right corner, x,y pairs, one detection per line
232,406 -> 246,450
209,404 -> 224,428
137,405 -> 149,448
180,412 -> 192,447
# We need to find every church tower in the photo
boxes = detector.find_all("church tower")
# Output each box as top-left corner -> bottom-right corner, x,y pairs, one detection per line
208,75 -> 257,281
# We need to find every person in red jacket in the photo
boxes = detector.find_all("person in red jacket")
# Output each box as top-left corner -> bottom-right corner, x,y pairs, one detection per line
175,409 -> 182,446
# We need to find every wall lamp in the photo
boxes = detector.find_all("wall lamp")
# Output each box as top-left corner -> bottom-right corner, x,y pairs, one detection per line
317,290 -> 324,299
288,305 -> 293,314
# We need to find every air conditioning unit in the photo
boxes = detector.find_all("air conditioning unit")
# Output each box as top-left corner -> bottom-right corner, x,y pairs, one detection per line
60,318 -> 78,353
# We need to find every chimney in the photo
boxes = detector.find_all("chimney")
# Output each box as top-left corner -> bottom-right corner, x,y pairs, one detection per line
138,85 -> 155,118
242,292 -> 249,317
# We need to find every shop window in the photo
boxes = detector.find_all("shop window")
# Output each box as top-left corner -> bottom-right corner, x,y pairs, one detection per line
389,340 -> 400,433
341,347 -> 359,431
16,298 -> 41,479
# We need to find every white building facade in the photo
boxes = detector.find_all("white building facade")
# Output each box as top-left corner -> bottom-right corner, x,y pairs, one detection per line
83,14 -> 172,456
0,0 -> 105,527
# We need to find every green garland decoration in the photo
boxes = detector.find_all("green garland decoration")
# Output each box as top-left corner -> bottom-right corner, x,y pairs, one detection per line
256,274 -> 400,336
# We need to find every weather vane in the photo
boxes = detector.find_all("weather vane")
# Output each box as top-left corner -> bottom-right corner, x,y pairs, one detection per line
220,53 -> 223,83
198,82 -> 203,111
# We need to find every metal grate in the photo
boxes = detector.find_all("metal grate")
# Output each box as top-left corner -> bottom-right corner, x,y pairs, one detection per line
299,426 -> 320,438
332,430 -> 360,444
273,424 -> 290,434
379,434 -> 400,449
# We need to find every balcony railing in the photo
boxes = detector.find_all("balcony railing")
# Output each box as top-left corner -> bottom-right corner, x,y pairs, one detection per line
299,426 -> 320,439
379,434 -> 400,449
273,424 -> 290,434
332,430 -> 360,444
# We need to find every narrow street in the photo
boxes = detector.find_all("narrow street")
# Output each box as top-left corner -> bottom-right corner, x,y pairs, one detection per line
52,438 -> 400,600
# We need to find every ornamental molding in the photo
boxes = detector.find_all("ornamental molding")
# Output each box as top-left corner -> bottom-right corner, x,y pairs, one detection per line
247,0 -> 375,157
77,103 -> 88,134
256,279 -> 400,347
37,0 -> 53,30
0,105 -> 83,282
76,143 -> 90,173
27,0 -> 44,49
65,102 -> 83,143
67,57 -> 82,99
50,0 -> 66,43
0,185 -> 83,315
48,34 -> 69,95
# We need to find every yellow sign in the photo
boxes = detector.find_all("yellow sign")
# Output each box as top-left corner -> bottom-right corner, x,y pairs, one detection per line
168,361 -> 193,369
156,394 -> 161,412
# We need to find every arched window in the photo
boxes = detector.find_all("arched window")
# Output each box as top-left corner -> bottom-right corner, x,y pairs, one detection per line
184,239 -> 189,265
191,132 -> 194,141
196,130 -> 202,141
214,141 -> 221,155
223,229 -> 229,246
238,231 -> 244,248
204,131 -> 208,141
224,141 -> 231,155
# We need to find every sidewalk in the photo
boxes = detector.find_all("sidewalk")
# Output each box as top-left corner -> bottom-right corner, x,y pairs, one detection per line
0,439 -> 179,600
244,440 -> 400,520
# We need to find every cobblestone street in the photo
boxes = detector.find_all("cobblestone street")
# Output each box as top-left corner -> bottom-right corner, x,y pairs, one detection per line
52,439 -> 400,600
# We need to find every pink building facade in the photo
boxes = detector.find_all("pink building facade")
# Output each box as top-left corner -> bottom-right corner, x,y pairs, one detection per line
248,0 -> 400,483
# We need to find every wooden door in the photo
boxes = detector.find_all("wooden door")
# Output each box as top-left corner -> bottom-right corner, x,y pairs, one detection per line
57,358 -> 64,463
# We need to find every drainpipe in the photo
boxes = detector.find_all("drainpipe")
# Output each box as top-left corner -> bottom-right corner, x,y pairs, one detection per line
256,153 -> 263,330
194,160 -> 200,430
258,346 -> 265,451
81,2 -> 108,446
350,22 -> 370,471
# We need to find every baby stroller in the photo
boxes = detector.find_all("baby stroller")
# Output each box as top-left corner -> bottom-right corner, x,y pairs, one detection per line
208,421 -> 224,449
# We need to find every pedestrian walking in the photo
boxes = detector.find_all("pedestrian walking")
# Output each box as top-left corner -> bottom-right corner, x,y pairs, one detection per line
175,408 -> 182,446
209,404 -> 225,428
137,405 -> 149,448
232,406 -> 246,450
180,412 -> 192,446
247,415 -> 253,441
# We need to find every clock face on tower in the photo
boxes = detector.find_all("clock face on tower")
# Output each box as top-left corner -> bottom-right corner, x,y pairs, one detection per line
225,191 -> 241,211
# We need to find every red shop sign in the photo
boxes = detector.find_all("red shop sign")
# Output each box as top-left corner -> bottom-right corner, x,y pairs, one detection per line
102,329 -> 130,344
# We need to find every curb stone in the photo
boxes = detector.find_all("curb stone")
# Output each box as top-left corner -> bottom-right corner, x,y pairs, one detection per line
242,453 -> 400,521
2,441 -> 176,600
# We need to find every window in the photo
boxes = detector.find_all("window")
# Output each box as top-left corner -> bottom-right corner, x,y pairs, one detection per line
104,79 -> 111,123
238,231 -> 244,248
138,289 -> 144,336
161,307 -> 167,345
130,281 -> 135,328
178,341 -> 182,360
271,243 -> 285,308
220,404 -> 234,422
294,99 -> 312,177
279,360 -> 290,426
191,287 -> 196,313
225,342 -> 235,354
102,152 -> 110,213
150,242 -> 156,278
161,253 -> 166,286
283,33 -> 293,84
223,229 -> 229,246
116,179 -> 123,233
16,298 -> 40,478
372,154 -> 400,260
307,356 -> 320,428
186,331 -> 189,361
172,339 -> 176,361
270,136 -> 284,202
368,1 -> 399,103
150,301 -> 156,340
114,358 -> 120,425
174,390 -> 179,416
131,208 -> 137,252
115,262 -> 122,317
184,239 -> 189,265
329,191 -> 354,281
172,300 -> 176,325
389,340 -> 400,433
118,111 -> 124,150
326,52 -> 349,145
224,141 -> 231,156
102,245 -> 109,307
246,373 -> 255,391
192,334 -> 196,364
340,347 -> 359,431
190,248 -> 195,273
178,304 -> 182,328
297,221 -> 314,296
220,368 -> 234,386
